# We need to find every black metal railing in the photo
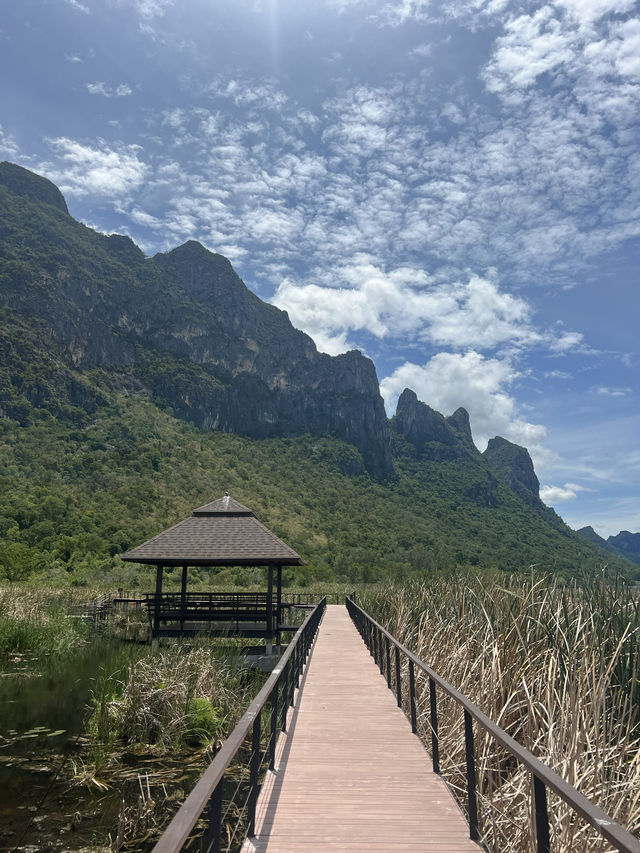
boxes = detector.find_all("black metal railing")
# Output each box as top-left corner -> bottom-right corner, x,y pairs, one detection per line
345,595 -> 640,853
152,597 -> 326,853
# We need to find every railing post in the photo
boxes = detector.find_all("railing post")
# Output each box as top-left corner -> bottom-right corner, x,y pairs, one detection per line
464,710 -> 479,841
281,661 -> 289,732
269,682 -> 279,771
429,677 -> 440,774
289,645 -> 296,706
395,645 -> 402,708
386,637 -> 392,689
409,660 -> 417,734
204,776 -> 223,853
247,711 -> 262,837
533,774 -> 551,853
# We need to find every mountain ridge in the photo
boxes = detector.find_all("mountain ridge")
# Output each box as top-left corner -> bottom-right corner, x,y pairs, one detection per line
0,161 -> 635,581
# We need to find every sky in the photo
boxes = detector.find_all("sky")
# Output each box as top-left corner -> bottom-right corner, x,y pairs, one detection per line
1,0 -> 638,538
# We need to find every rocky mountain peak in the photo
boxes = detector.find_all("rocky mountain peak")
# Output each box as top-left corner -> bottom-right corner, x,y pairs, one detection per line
483,436 -> 541,507
446,407 -> 475,447
0,164 -> 393,480
607,531 -> 640,562
391,389 -> 480,463
0,161 -> 69,214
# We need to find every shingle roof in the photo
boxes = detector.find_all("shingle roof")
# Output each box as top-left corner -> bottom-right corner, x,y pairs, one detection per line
121,494 -> 304,566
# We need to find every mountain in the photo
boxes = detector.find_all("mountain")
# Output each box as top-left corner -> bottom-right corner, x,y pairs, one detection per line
607,532 -> 640,564
0,162 -> 635,584
577,527 -> 640,567
0,162 -> 391,479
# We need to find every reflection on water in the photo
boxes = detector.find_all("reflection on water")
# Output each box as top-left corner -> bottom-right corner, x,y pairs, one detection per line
0,639 -> 147,851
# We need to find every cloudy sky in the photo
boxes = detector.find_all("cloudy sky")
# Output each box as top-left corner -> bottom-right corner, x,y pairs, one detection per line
1,0 -> 639,538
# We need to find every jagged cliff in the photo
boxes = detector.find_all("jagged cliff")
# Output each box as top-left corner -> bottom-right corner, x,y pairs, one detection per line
1,162 -> 635,579
0,162 -> 391,478
482,436 -> 542,508
577,527 -> 640,566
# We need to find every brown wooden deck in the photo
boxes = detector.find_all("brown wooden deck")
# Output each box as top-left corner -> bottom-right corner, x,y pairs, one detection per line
242,605 -> 479,853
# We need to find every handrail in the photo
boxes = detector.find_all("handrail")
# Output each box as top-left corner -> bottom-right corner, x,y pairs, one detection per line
346,595 -> 640,853
153,596 -> 326,853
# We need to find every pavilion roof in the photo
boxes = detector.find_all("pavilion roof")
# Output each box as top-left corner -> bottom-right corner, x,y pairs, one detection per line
121,493 -> 305,566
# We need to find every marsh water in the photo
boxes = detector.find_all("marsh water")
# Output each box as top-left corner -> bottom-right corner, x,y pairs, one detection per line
0,638 -> 156,851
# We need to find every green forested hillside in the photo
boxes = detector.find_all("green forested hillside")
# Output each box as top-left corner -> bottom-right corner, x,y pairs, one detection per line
0,391 -> 632,589
0,162 -> 634,587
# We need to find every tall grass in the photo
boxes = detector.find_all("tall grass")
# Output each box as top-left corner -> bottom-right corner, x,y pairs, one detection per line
0,585 -> 90,657
361,574 -> 640,853
90,642 -> 262,756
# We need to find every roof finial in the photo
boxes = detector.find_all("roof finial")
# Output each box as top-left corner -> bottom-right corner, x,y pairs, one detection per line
223,490 -> 230,507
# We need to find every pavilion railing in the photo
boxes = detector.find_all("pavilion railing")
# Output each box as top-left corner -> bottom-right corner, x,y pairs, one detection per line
346,595 -> 640,853
152,596 -> 326,853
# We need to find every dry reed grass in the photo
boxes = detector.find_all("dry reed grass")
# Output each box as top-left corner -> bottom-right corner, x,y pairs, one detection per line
92,645 -> 252,751
362,574 -> 640,853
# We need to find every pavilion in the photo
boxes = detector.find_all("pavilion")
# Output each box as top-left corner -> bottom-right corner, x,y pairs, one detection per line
121,493 -> 305,644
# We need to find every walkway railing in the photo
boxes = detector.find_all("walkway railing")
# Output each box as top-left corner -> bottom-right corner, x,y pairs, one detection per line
346,595 -> 640,853
152,597 -> 326,853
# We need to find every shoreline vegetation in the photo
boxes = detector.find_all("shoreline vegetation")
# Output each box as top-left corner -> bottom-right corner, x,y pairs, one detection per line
360,573 -> 640,852
1,576 -> 639,850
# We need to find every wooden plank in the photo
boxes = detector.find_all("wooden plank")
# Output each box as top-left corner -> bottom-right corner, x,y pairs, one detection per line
242,606 -> 479,853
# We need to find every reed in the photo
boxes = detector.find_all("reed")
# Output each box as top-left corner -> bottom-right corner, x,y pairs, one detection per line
361,574 -> 640,853
89,641 -> 260,756
0,585 -> 89,657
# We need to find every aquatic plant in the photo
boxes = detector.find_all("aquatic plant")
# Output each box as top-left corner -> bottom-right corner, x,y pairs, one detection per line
89,644 -> 256,752
0,585 -> 89,657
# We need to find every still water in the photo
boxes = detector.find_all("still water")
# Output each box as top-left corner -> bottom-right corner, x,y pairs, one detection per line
0,639 -> 148,851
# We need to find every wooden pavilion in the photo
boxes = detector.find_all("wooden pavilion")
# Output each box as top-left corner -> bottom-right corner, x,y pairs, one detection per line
121,493 -> 305,643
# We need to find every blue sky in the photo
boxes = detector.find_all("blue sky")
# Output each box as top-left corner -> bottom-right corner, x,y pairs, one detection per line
1,0 -> 638,538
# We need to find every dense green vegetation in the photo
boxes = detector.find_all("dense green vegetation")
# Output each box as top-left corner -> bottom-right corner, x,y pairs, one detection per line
0,390 -> 633,590
0,163 -> 634,588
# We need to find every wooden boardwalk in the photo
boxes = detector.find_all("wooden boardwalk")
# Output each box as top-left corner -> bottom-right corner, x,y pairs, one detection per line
242,605 -> 479,853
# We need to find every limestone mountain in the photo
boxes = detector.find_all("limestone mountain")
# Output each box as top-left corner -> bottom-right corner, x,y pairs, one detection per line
0,162 -> 391,479
482,436 -> 542,509
391,389 -> 478,460
0,162 -> 635,582
577,527 -> 640,567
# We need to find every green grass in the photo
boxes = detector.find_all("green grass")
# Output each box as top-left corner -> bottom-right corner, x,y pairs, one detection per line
0,585 -> 89,657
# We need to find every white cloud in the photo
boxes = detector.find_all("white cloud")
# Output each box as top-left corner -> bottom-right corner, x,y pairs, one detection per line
584,18 -> 640,79
42,138 -> 149,199
545,370 -> 572,379
86,82 -> 132,98
375,0 -> 431,25
129,0 -> 174,18
0,124 -> 19,159
274,266 -> 543,353
64,0 -> 90,12
557,0 -> 636,27
549,331 -> 585,352
379,351 -> 550,464
484,6 -> 577,93
594,385 -> 633,396
540,481 -> 595,502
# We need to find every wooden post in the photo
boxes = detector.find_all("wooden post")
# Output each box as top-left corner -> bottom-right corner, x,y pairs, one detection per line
154,564 -> 163,636
276,565 -> 283,650
266,564 -> 274,649
180,564 -> 188,633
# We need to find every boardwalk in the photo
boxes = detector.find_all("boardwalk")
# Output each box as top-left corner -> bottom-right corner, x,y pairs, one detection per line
242,605 -> 479,853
